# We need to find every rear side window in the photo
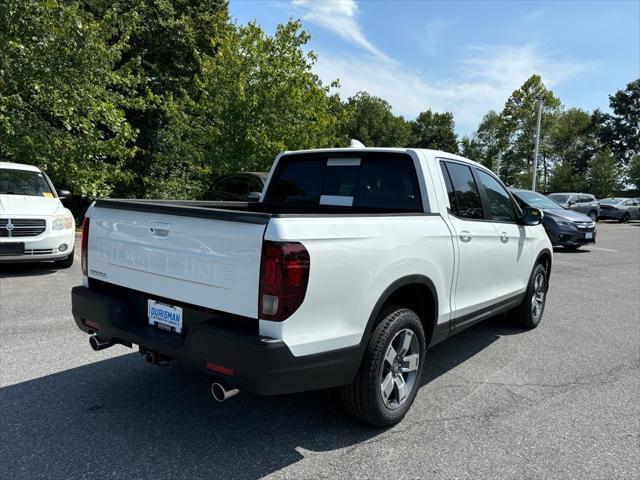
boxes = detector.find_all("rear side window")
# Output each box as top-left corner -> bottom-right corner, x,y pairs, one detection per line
441,161 -> 484,219
265,153 -> 423,212
440,163 -> 457,211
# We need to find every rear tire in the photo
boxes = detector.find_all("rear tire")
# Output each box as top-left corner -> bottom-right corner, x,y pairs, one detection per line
509,263 -> 548,329
340,306 -> 426,427
55,251 -> 74,269
620,212 -> 630,223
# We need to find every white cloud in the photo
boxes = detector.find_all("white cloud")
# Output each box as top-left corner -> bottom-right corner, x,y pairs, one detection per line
416,18 -> 458,55
292,0 -> 389,60
461,44 -> 589,88
314,43 -> 589,135
287,2 -> 589,135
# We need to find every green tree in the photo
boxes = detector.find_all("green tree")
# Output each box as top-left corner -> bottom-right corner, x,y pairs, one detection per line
78,0 -> 230,197
0,2 -> 342,200
547,162 -> 586,193
343,92 -> 411,147
627,154 -> 640,189
547,108 -> 599,173
545,108 -> 599,192
585,149 -> 622,197
146,20 -> 342,198
594,79 -> 640,163
461,110 -> 504,172
408,109 -> 458,153
498,75 -> 561,187
0,0 -> 138,197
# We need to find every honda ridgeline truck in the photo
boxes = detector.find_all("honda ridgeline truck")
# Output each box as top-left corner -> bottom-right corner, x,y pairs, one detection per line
71,148 -> 552,426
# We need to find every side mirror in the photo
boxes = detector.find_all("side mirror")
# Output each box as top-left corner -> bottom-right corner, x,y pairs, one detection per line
521,207 -> 543,226
567,200 -> 576,206
247,191 -> 261,202
57,189 -> 72,199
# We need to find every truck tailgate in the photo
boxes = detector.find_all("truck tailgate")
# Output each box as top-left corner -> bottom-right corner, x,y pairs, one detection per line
87,200 -> 269,318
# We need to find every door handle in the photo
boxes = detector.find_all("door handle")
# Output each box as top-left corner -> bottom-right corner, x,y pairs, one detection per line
459,231 -> 472,243
500,232 -> 509,243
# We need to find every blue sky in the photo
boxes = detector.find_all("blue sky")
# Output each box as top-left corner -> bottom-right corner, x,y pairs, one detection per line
230,0 -> 640,136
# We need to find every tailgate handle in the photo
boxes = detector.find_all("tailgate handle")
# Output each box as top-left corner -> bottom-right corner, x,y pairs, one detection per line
150,222 -> 171,238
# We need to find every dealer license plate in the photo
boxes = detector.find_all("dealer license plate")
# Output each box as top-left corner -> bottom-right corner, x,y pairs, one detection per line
148,300 -> 183,334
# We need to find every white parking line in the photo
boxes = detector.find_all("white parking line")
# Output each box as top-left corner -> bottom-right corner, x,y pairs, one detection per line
589,247 -> 618,252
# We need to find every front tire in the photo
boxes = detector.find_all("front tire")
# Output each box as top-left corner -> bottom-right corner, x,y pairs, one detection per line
340,306 -> 426,427
509,263 -> 548,329
620,212 -> 630,223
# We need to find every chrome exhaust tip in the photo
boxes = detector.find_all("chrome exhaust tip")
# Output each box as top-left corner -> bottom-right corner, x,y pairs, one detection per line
89,335 -> 113,351
211,382 -> 240,402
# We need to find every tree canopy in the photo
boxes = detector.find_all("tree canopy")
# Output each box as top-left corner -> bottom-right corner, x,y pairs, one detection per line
463,75 -> 640,191
409,109 -> 459,153
1,1 -> 638,205
342,92 -> 411,147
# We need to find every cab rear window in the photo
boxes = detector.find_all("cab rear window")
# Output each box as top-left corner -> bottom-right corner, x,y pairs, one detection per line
264,153 -> 423,212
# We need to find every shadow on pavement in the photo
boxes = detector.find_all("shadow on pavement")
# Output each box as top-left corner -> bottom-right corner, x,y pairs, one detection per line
0,315 -> 522,480
552,248 -> 590,254
423,314 -> 522,385
0,262 -> 59,278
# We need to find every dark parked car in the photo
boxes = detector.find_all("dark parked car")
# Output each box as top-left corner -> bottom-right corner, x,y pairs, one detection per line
598,197 -> 640,222
547,192 -> 600,221
203,172 -> 268,201
511,189 -> 596,250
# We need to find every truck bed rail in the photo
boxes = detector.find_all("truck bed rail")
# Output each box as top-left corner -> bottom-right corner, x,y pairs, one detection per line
94,199 -> 271,224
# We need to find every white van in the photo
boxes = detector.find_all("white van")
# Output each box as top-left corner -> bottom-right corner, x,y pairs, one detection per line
0,162 -> 75,267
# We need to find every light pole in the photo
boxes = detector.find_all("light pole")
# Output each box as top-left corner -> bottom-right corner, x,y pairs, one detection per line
532,96 -> 544,191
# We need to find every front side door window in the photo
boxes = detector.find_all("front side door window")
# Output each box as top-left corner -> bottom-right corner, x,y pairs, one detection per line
474,170 -> 518,223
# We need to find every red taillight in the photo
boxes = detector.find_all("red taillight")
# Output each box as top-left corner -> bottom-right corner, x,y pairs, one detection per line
81,217 -> 90,276
259,241 -> 310,321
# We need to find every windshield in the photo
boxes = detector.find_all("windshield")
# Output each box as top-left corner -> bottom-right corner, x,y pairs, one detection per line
0,168 -> 54,197
548,193 -> 570,203
599,198 -> 625,205
512,190 -> 561,210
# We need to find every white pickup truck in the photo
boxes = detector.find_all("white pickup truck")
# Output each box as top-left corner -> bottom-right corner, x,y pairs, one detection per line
72,147 -> 552,426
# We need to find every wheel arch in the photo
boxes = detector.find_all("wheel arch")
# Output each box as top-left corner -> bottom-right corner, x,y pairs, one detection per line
535,248 -> 553,284
362,275 -> 439,348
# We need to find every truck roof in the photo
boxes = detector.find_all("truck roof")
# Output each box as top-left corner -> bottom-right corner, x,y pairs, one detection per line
0,161 -> 42,172
279,147 -> 485,169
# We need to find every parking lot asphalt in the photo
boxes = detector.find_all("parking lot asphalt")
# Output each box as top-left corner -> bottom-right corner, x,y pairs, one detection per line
1,222 -> 639,479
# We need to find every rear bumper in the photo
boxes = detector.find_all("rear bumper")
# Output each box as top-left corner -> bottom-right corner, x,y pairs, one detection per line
71,285 -> 361,395
598,210 -> 623,220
